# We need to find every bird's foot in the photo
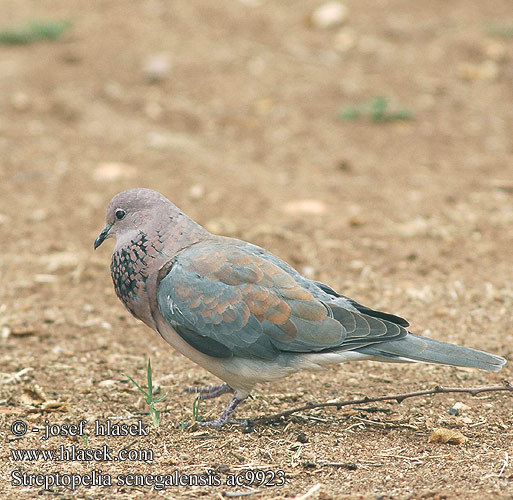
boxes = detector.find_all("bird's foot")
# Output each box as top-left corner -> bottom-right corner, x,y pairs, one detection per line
184,383 -> 234,400
180,396 -> 247,428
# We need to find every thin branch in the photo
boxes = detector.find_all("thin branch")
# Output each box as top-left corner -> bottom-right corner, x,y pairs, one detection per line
249,380 -> 513,426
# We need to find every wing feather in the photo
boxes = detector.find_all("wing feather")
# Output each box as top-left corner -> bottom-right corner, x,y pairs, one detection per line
157,241 -> 408,359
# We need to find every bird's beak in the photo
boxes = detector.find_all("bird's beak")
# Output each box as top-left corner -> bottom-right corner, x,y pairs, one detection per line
94,224 -> 112,249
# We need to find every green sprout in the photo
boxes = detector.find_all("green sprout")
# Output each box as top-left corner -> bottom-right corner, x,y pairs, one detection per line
338,96 -> 413,123
192,396 -> 202,422
0,20 -> 72,45
178,396 -> 202,430
124,359 -> 167,429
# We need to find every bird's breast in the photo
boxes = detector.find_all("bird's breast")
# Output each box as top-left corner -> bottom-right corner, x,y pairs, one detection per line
110,233 -> 160,321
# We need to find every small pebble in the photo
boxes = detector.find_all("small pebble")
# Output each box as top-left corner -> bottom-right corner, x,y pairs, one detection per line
452,402 -> 471,411
311,2 -> 348,30
34,274 -> 58,284
10,92 -> 31,111
103,82 -> 123,101
301,266 -> 316,279
283,199 -> 327,215
188,184 -> 205,200
93,162 -> 136,182
297,433 -> 309,443
348,215 -> 366,227
27,208 -> 47,223
99,380 -> 117,388
142,53 -> 171,83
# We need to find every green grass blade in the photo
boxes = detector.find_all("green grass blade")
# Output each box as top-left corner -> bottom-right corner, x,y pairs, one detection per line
29,20 -> 71,41
147,359 -> 153,400
0,20 -> 72,45
123,373 -> 149,399
192,396 -> 201,421
153,393 -> 167,403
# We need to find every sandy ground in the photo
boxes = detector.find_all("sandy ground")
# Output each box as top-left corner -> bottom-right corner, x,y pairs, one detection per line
1,1 -> 513,498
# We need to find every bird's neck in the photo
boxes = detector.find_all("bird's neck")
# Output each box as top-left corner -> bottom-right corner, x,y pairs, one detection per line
110,216 -> 208,325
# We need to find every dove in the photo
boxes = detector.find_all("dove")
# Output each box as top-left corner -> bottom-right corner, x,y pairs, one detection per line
94,188 -> 506,427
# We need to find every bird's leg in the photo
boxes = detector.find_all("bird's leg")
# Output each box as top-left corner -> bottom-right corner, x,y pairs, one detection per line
196,395 -> 249,428
184,383 -> 234,400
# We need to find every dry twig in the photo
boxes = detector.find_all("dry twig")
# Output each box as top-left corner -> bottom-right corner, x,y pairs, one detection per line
294,483 -> 322,500
498,452 -> 509,476
249,381 -> 513,425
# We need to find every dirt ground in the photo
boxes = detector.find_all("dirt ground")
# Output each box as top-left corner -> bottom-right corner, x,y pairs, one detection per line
1,1 -> 513,498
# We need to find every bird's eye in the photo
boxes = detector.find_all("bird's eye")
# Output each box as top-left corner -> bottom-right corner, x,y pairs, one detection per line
115,209 -> 126,220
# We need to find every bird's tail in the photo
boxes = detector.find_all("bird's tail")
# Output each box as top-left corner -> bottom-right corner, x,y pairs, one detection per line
358,334 -> 506,371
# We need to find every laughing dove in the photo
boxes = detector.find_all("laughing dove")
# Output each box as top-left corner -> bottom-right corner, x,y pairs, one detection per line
95,188 -> 506,427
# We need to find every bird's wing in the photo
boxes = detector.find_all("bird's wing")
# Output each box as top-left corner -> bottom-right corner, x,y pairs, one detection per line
313,280 -> 410,327
156,242 -> 407,359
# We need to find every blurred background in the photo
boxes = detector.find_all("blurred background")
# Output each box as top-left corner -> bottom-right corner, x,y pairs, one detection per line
1,1 -> 512,497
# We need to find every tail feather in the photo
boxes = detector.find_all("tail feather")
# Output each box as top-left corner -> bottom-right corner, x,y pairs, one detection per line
358,334 -> 506,371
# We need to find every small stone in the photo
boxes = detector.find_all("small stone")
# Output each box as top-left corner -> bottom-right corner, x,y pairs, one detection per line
348,215 -> 365,227
142,53 -> 171,83
43,308 -> 62,323
26,208 -> 47,223
93,162 -> 136,182
146,131 -> 170,149
395,217 -> 430,238
311,1 -> 348,29
34,274 -> 58,284
99,379 -> 116,388
1,326 -> 11,339
297,433 -> 309,443
103,82 -> 123,101
301,266 -> 315,279
428,428 -> 468,445
10,92 -> 31,111
283,199 -> 327,215
188,184 -> 205,201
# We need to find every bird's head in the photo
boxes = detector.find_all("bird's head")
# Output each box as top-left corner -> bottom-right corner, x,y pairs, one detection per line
94,188 -> 176,249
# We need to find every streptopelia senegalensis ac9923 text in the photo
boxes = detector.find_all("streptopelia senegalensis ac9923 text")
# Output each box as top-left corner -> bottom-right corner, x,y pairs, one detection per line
94,188 -> 506,427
